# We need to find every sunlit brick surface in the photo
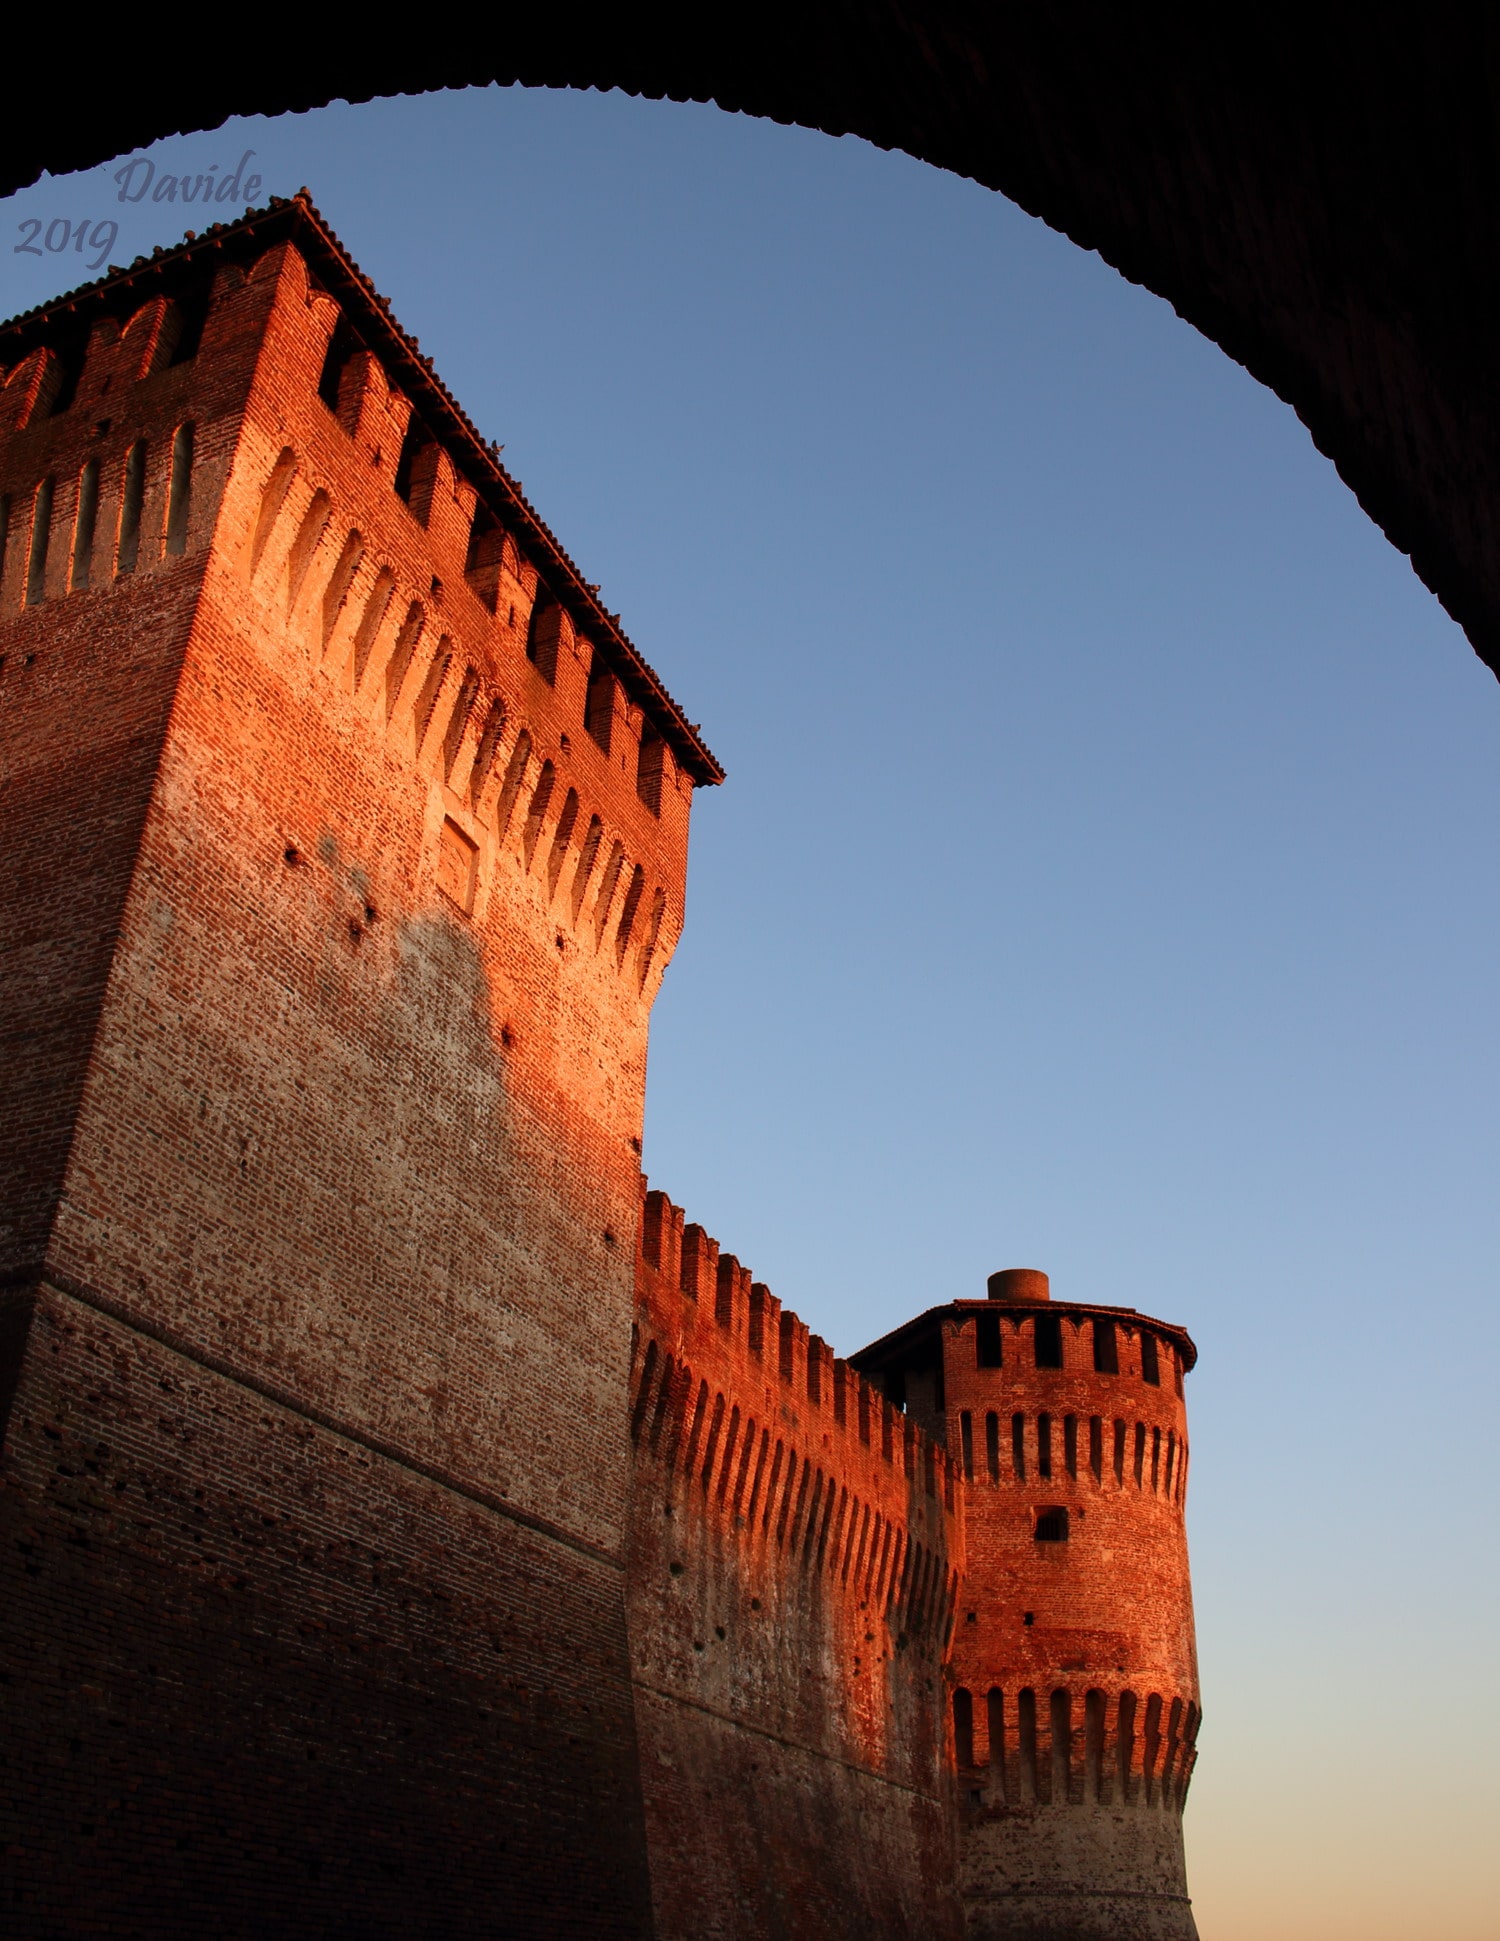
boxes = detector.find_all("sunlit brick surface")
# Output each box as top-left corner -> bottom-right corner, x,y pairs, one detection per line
853,1285 -> 1200,1940
629,1187 -> 964,1940
0,198 -> 705,1937
0,196 -> 1200,1939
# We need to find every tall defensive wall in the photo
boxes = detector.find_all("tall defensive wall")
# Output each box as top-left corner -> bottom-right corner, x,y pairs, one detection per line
0,195 -> 718,1935
852,1271 -> 1200,1941
0,197 -> 1205,1939
629,1187 -> 963,1940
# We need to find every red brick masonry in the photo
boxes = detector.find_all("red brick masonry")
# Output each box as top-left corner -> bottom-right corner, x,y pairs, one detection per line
0,196 -> 1199,1941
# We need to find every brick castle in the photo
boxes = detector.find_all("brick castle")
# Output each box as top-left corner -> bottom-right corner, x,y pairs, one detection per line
0,195 -> 1200,1940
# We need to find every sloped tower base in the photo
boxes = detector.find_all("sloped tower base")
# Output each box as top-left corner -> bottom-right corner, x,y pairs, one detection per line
961,1804 -> 1197,1940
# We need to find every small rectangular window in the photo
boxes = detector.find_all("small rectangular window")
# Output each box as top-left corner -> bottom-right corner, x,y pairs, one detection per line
976,1312 -> 1003,1368
167,284 -> 210,365
526,594 -> 561,683
585,648 -> 615,752
1141,1333 -> 1160,1386
393,414 -> 427,504
117,440 -> 146,575
165,422 -> 194,556
48,335 -> 87,416
953,1688 -> 975,1768
1018,1689 -> 1039,1796
437,817 -> 478,914
1092,1319 -> 1118,1374
26,477 -> 54,603
987,1690 -> 1007,1803
317,317 -> 363,425
1033,1313 -> 1063,1370
637,729 -> 666,815
778,1312 -> 795,1384
72,460 -> 99,589
464,504 -> 505,613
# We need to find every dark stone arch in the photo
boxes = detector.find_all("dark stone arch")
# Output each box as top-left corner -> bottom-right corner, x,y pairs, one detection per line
7,7 -> 1500,678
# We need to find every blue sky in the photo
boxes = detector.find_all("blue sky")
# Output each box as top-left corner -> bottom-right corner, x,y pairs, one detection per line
5,85 -> 1498,1938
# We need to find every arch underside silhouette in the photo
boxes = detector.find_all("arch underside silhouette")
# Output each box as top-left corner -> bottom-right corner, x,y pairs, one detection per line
9,7 -> 1499,682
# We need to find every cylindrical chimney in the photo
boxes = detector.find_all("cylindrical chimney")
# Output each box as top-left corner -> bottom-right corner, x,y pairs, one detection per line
986,1267 -> 1050,1303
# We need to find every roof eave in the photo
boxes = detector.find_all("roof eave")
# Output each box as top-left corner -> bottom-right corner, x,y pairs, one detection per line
849,1299 -> 1198,1373
0,192 -> 723,787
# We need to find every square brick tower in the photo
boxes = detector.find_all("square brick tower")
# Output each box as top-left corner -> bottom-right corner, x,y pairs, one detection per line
0,195 -> 719,1935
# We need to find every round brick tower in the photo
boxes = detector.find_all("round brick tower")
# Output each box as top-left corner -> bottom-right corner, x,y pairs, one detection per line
851,1271 -> 1200,1941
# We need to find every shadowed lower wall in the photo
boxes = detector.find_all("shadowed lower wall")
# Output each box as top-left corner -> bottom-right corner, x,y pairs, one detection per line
627,1188 -> 964,1940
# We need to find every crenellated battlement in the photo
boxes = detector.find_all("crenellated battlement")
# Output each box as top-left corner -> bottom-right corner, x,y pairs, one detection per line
0,198 -> 735,1940
0,200 -> 725,1007
952,1405 -> 1188,1516
0,194 -> 722,790
636,1182 -> 959,1538
1,204 -> 1200,1941
234,429 -> 682,988
628,1183 -> 964,1905
951,1681 -> 1200,1813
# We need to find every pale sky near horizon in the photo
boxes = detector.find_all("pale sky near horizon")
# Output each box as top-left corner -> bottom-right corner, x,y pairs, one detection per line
5,86 -> 1498,1941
